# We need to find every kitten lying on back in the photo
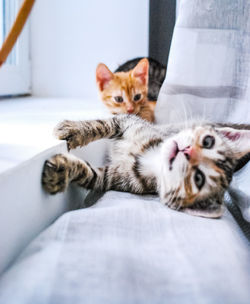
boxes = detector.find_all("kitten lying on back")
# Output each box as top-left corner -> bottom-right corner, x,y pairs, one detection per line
42,115 -> 250,218
96,58 -> 166,122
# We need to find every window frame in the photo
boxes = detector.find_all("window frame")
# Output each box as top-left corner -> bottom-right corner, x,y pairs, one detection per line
0,0 -> 31,96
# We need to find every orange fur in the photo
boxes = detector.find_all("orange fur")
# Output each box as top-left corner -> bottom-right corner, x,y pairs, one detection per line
96,58 -> 155,123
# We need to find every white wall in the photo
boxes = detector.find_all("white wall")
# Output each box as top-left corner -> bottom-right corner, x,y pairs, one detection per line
31,0 -> 149,99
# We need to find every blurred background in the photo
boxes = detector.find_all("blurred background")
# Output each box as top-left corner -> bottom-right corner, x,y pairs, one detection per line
30,0 -> 149,99
0,0 -> 175,99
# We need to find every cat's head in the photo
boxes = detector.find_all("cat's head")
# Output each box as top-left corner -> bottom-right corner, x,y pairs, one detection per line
160,124 -> 250,218
96,58 -> 149,115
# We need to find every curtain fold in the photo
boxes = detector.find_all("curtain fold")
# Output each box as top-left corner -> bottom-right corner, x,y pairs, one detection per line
156,0 -> 250,125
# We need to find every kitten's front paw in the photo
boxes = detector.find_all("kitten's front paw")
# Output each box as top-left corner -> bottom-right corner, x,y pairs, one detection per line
54,120 -> 83,150
42,154 -> 70,194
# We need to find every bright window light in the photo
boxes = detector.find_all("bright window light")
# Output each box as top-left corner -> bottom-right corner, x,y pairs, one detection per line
0,0 -> 31,96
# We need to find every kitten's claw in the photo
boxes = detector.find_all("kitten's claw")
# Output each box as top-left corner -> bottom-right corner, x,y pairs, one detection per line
54,120 -> 83,150
42,154 -> 70,194
45,161 -> 57,169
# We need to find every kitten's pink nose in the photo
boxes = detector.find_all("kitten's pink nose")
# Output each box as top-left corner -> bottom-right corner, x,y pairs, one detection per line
127,107 -> 134,114
183,146 -> 194,160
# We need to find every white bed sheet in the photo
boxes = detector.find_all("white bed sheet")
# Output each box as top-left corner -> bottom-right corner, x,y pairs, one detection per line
0,191 -> 249,304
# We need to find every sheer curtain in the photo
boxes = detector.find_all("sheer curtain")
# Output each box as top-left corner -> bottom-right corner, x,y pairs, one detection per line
156,0 -> 250,124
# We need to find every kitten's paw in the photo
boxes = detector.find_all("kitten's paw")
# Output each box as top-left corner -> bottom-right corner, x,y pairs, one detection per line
42,154 -> 70,194
54,120 -> 83,150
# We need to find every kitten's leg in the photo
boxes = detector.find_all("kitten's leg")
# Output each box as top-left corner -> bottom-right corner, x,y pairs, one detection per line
42,153 -> 157,195
54,115 -> 137,150
42,154 -> 105,194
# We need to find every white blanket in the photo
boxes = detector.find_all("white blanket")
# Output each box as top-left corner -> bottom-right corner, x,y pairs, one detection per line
0,192 -> 249,304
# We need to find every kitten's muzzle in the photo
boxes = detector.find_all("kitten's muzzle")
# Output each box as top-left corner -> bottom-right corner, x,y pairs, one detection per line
169,143 -> 195,169
127,108 -> 134,114
182,146 -> 193,161
169,141 -> 179,170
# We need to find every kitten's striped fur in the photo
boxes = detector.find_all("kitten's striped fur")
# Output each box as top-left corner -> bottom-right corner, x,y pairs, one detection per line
42,115 -> 250,218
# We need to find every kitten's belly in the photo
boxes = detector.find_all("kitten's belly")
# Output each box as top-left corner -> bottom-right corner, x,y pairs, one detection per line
111,140 -> 143,160
110,124 -> 162,166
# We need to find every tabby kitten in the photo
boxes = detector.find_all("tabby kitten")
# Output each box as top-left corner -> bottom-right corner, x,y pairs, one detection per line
42,115 -> 250,218
96,57 -> 166,122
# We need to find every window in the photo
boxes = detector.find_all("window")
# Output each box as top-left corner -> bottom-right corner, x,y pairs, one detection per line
0,0 -> 31,96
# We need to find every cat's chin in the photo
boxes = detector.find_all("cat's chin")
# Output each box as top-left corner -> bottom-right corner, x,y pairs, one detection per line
181,204 -> 225,219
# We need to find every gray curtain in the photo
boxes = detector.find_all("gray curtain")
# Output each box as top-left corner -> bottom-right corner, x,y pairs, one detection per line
156,0 -> 250,225
157,0 -> 250,124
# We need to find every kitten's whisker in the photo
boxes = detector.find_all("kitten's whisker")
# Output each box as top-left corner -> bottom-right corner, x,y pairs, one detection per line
166,192 -> 173,207
167,189 -> 176,208
176,197 -> 183,211
169,187 -> 179,209
180,102 -> 189,129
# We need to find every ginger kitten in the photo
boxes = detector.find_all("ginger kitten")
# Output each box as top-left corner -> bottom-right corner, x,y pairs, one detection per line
96,58 -> 166,123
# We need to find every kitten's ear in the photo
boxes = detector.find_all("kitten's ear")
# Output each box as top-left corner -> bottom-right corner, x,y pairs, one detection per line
215,126 -> 250,164
131,58 -> 149,85
96,63 -> 113,91
182,200 -> 224,219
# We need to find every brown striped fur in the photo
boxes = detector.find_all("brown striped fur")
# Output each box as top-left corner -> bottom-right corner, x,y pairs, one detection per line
42,115 -> 250,218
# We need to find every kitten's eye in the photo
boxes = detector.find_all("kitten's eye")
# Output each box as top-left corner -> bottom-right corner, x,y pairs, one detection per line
134,94 -> 141,101
202,135 -> 215,149
114,96 -> 123,103
194,169 -> 205,190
